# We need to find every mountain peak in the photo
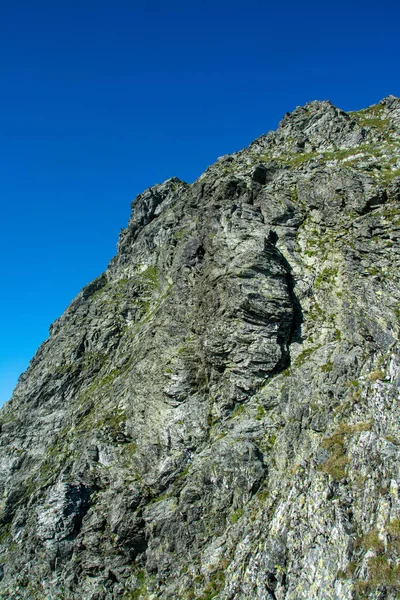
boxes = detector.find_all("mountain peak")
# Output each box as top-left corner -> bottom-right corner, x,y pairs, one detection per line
1,98 -> 400,599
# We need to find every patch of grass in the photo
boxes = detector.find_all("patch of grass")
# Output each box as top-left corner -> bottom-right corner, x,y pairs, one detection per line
98,367 -> 124,387
334,329 -> 342,341
259,434 -> 276,454
382,167 -> 400,184
255,405 -> 265,420
256,485 -> 269,503
346,379 -> 359,388
230,508 -> 244,524
90,284 -> 110,301
308,302 -> 325,322
315,267 -> 338,289
138,266 -> 159,288
323,147 -> 364,162
320,453 -> 349,480
288,151 -> 319,167
361,117 -> 390,129
356,557 -> 400,595
197,570 -> 226,600
82,351 -> 107,371
123,570 -> 148,600
320,361 -> 334,373
337,561 -> 357,580
368,369 -> 385,382
115,277 -> 129,288
83,407 -> 127,441
176,464 -> 191,481
388,519 -> 400,551
55,362 -> 74,374
231,404 -> 245,418
294,346 -> 320,367
319,422 -> 372,480
350,104 -> 391,132
385,435 -> 400,445
122,441 -> 137,458
148,491 -> 171,506
356,529 -> 384,552
353,519 -> 400,594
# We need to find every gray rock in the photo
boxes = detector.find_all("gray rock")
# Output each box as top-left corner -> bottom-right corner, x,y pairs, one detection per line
1,97 -> 400,599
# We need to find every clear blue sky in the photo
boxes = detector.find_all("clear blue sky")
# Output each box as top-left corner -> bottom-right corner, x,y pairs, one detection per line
1,0 -> 399,406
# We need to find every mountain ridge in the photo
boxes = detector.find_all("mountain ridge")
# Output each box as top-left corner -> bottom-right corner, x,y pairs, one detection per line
1,96 -> 400,599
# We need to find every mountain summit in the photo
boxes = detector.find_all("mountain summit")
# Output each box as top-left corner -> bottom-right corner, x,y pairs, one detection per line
1,97 -> 400,599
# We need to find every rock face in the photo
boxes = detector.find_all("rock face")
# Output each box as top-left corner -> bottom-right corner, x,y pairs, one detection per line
1,97 -> 400,599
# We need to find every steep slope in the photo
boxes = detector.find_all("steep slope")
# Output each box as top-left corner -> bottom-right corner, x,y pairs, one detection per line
1,96 -> 400,599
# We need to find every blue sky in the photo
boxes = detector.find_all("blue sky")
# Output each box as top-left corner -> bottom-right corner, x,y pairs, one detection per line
1,0 -> 399,406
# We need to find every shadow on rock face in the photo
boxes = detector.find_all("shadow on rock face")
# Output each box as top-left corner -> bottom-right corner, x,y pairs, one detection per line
195,220 -> 302,411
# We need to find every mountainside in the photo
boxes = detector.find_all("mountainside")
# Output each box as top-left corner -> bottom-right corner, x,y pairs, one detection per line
1,96 -> 400,599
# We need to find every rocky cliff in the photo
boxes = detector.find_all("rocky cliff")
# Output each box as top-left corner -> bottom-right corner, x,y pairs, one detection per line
1,97 -> 400,599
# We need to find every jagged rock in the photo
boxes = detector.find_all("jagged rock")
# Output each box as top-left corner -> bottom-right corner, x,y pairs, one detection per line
1,98 -> 400,599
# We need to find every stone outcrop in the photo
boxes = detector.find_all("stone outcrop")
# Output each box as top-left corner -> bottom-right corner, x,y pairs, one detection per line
1,97 -> 400,599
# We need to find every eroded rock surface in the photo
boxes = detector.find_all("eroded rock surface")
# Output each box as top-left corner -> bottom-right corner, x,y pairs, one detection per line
1,97 -> 400,599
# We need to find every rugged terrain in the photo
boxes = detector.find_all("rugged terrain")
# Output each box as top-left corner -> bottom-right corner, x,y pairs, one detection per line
1,96 -> 400,599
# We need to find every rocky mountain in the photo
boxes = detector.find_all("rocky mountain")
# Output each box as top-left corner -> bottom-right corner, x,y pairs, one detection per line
1,96 -> 400,600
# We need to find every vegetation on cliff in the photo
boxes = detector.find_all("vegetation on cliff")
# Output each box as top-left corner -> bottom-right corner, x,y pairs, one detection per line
1,96 -> 400,599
